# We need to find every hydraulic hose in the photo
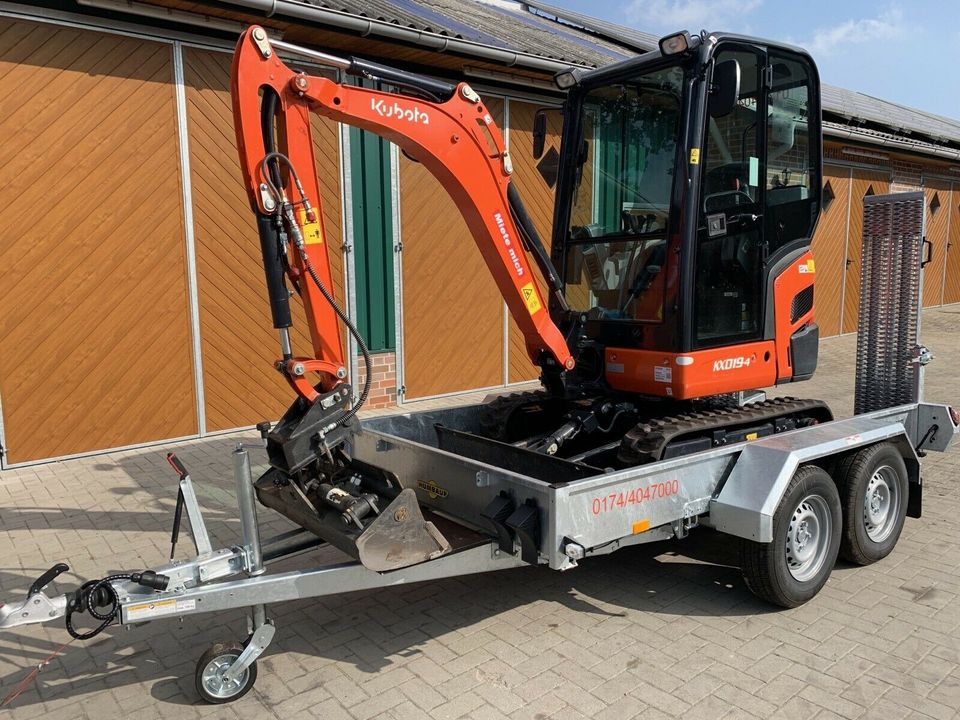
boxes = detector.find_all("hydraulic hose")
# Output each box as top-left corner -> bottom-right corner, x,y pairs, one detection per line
302,255 -> 373,427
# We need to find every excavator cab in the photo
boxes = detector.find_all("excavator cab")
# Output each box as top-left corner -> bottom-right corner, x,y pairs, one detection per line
550,32 -> 823,400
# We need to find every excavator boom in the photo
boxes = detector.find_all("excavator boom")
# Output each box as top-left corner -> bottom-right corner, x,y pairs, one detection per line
231,26 -> 573,407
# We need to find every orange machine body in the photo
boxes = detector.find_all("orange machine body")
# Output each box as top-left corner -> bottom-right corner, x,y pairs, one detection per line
605,252 -> 817,399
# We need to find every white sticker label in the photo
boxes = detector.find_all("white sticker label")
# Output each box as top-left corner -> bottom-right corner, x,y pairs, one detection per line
654,366 -> 672,383
749,156 -> 759,187
126,598 -> 196,621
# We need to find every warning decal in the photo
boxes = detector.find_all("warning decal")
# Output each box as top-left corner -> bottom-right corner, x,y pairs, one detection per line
126,597 -> 196,622
520,282 -> 542,315
297,208 -> 324,245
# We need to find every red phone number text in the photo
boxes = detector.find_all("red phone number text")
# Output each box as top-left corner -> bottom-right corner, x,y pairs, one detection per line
590,480 -> 679,515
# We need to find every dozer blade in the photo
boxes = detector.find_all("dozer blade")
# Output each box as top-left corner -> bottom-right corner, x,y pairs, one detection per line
355,489 -> 451,572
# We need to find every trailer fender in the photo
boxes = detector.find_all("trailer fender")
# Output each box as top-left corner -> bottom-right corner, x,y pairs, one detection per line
708,415 -> 919,542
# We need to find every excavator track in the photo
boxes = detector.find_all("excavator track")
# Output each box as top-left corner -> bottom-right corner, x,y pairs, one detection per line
617,396 -> 833,466
477,389 -> 556,442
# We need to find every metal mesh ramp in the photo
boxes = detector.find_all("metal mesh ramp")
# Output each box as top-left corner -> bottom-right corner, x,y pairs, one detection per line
854,191 -> 927,414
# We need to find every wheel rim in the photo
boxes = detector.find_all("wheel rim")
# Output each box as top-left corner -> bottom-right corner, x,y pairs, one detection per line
863,465 -> 900,543
785,494 -> 832,582
200,653 -> 248,700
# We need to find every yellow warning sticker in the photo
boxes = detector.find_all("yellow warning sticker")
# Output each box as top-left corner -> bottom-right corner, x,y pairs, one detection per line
798,259 -> 816,274
745,432 -> 758,441
690,148 -> 700,165
806,259 -> 815,272
297,208 -> 324,245
520,282 -> 542,315
126,597 -> 196,621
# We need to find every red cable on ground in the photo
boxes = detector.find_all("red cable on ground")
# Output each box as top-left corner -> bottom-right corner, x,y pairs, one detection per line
1,637 -> 75,708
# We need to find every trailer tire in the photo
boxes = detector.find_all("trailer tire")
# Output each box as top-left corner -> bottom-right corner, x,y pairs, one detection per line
195,642 -> 258,704
740,465 -> 841,608
836,442 -> 908,565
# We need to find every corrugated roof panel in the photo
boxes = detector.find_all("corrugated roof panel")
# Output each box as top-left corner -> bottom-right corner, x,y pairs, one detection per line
522,0 -> 659,53
822,84 -> 960,144
295,0 -> 959,148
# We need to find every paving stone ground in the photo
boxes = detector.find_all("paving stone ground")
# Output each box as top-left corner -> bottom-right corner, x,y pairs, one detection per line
1,307 -> 960,719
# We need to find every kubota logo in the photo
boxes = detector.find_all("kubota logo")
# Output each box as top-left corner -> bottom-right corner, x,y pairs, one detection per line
712,355 -> 755,372
371,98 -> 430,124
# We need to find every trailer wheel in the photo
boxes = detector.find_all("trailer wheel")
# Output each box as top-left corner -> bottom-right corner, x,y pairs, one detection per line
741,465 -> 841,608
836,442 -> 908,565
195,642 -> 258,704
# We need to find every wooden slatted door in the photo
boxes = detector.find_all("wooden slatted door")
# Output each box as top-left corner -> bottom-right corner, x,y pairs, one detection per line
0,19 -> 195,463
841,168 -> 891,334
506,101 -> 564,383
922,178 -> 951,307
182,48 -> 346,432
809,165 -> 850,337
944,183 -> 960,304
399,98 -> 505,399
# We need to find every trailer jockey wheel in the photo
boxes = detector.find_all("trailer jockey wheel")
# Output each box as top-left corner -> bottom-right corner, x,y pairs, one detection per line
195,641 -> 258,704
740,465 -> 842,608
835,442 -> 908,565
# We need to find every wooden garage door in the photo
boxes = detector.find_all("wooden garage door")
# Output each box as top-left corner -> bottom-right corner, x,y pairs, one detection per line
0,19 -> 195,463
942,183 -> 960,304
182,48 -> 346,431
506,101 -> 564,383
922,178 -> 951,307
841,168 -> 890,334
809,165 -> 850,337
400,98 -> 505,399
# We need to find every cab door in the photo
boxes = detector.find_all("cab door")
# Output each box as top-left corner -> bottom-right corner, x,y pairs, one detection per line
693,45 -> 820,350
693,46 -> 765,348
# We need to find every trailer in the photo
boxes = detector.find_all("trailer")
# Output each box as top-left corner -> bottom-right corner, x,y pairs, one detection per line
1,192 -> 956,704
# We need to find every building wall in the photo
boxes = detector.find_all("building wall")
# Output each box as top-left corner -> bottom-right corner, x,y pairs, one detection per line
1,8 -> 959,465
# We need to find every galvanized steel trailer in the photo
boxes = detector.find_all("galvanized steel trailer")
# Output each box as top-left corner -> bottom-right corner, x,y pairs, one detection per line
1,192 -> 957,703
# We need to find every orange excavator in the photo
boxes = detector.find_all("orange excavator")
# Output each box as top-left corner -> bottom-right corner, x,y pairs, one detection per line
233,26 -> 831,564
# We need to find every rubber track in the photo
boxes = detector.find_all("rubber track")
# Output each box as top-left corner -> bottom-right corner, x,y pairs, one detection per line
477,389 -> 552,441
618,396 -> 833,466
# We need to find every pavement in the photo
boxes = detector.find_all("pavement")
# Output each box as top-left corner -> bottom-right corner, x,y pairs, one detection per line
1,306 -> 959,719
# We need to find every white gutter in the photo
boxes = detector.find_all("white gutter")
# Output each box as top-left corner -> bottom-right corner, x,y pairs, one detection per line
220,0 -> 589,72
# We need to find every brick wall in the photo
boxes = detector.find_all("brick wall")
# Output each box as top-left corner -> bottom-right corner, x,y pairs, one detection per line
356,351 -> 397,409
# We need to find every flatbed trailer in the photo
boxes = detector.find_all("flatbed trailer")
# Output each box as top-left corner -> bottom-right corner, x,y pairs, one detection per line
1,192 -> 956,704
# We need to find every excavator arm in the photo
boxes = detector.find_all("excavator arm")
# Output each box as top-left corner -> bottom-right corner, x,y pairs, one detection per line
231,26 -> 574,407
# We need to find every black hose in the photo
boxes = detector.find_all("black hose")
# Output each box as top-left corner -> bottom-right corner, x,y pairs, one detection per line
302,258 -> 373,426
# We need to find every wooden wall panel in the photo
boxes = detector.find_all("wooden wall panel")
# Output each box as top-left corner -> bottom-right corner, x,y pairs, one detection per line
182,48 -> 345,431
944,184 -> 960,304
399,98 -> 505,399
809,166 -> 850,337
841,168 -> 890,334
506,101 -> 564,383
0,19 -> 195,463
922,178 -> 951,307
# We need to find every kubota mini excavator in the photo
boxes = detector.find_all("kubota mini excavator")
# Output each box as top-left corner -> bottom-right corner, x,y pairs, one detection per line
232,26 -> 831,570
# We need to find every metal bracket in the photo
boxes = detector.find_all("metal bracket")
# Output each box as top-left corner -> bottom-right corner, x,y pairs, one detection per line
222,621 -> 276,684
180,475 -> 213,556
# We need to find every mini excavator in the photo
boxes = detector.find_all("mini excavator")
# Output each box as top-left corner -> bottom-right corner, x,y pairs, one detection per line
233,27 -> 831,570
